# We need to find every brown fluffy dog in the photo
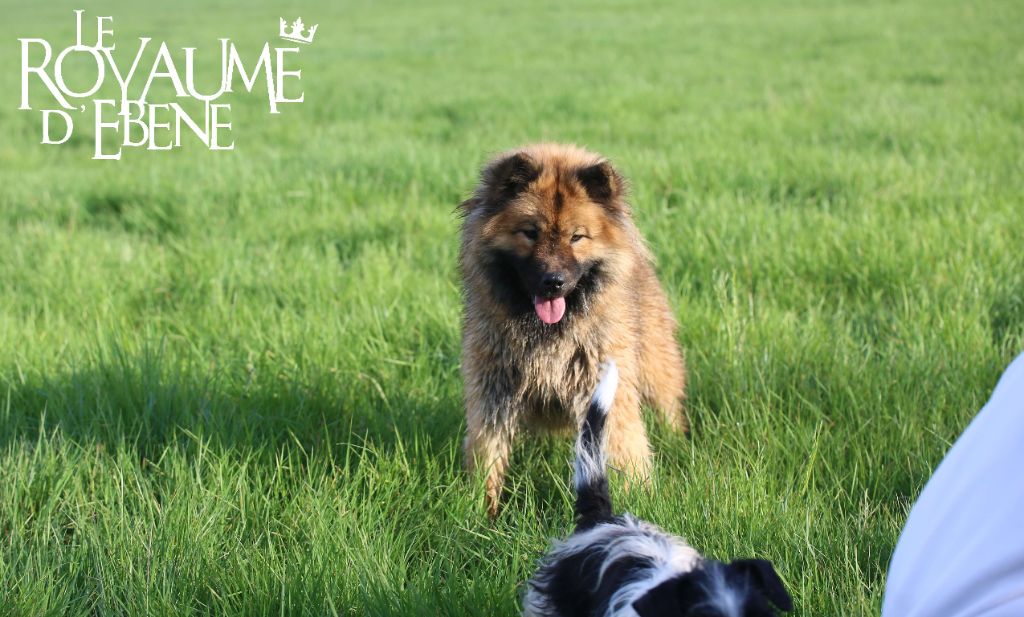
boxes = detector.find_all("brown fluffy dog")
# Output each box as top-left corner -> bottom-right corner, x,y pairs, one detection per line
459,144 -> 687,517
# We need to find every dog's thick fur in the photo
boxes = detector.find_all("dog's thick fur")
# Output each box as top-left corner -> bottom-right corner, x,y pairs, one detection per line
523,361 -> 793,617
459,144 -> 687,516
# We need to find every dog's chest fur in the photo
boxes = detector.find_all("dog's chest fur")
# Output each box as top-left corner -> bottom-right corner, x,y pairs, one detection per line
488,312 -> 608,428
462,260 -> 644,430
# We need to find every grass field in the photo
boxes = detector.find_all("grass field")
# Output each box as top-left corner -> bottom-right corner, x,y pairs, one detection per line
2,0 -> 1023,614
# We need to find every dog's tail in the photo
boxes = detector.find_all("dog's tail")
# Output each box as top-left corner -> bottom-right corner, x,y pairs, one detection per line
574,360 -> 618,530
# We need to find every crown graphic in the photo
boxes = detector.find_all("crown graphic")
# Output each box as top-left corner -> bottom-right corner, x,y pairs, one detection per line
279,17 -> 317,44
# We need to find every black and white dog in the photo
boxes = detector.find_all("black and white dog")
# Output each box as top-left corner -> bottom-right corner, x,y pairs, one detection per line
523,361 -> 793,617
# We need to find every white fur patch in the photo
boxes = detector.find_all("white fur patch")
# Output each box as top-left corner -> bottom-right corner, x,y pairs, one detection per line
529,515 -> 702,617
592,360 -> 619,412
573,437 -> 607,492
573,359 -> 619,492
700,562 -> 744,617
600,516 -> 702,616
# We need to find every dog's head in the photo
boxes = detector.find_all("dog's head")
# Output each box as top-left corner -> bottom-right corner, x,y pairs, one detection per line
460,144 -> 634,325
632,559 -> 793,617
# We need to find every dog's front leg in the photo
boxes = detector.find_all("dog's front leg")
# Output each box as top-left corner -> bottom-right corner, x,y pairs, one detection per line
603,364 -> 653,485
464,392 -> 518,518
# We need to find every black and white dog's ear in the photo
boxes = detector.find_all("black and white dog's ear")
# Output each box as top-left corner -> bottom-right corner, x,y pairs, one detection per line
727,559 -> 793,612
632,577 -> 682,617
632,573 -> 711,617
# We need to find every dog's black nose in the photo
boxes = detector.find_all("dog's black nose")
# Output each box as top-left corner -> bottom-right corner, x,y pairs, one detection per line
542,272 -> 565,292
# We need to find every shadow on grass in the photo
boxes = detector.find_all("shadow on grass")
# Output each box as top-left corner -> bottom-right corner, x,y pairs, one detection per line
0,345 -> 552,616
0,343 -> 464,469
0,341 -> 683,541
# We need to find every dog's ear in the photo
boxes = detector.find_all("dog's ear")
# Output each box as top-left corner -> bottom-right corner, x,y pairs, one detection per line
576,161 -> 626,210
727,559 -> 793,612
632,572 -> 711,617
477,151 -> 540,209
632,577 -> 682,617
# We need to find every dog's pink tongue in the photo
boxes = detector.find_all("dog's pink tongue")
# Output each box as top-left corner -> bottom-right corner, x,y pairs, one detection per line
533,296 -> 566,324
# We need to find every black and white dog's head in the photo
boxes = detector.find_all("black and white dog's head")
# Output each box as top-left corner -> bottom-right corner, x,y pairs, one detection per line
629,557 -> 792,617
523,361 -> 793,617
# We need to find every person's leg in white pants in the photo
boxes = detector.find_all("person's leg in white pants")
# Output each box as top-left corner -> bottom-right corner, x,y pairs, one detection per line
883,353 -> 1024,616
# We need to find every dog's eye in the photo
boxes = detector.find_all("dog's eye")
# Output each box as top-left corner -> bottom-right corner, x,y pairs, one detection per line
571,233 -> 587,244
519,229 -> 538,241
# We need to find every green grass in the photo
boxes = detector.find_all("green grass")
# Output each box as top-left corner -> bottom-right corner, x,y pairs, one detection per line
1,0 -> 1023,614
